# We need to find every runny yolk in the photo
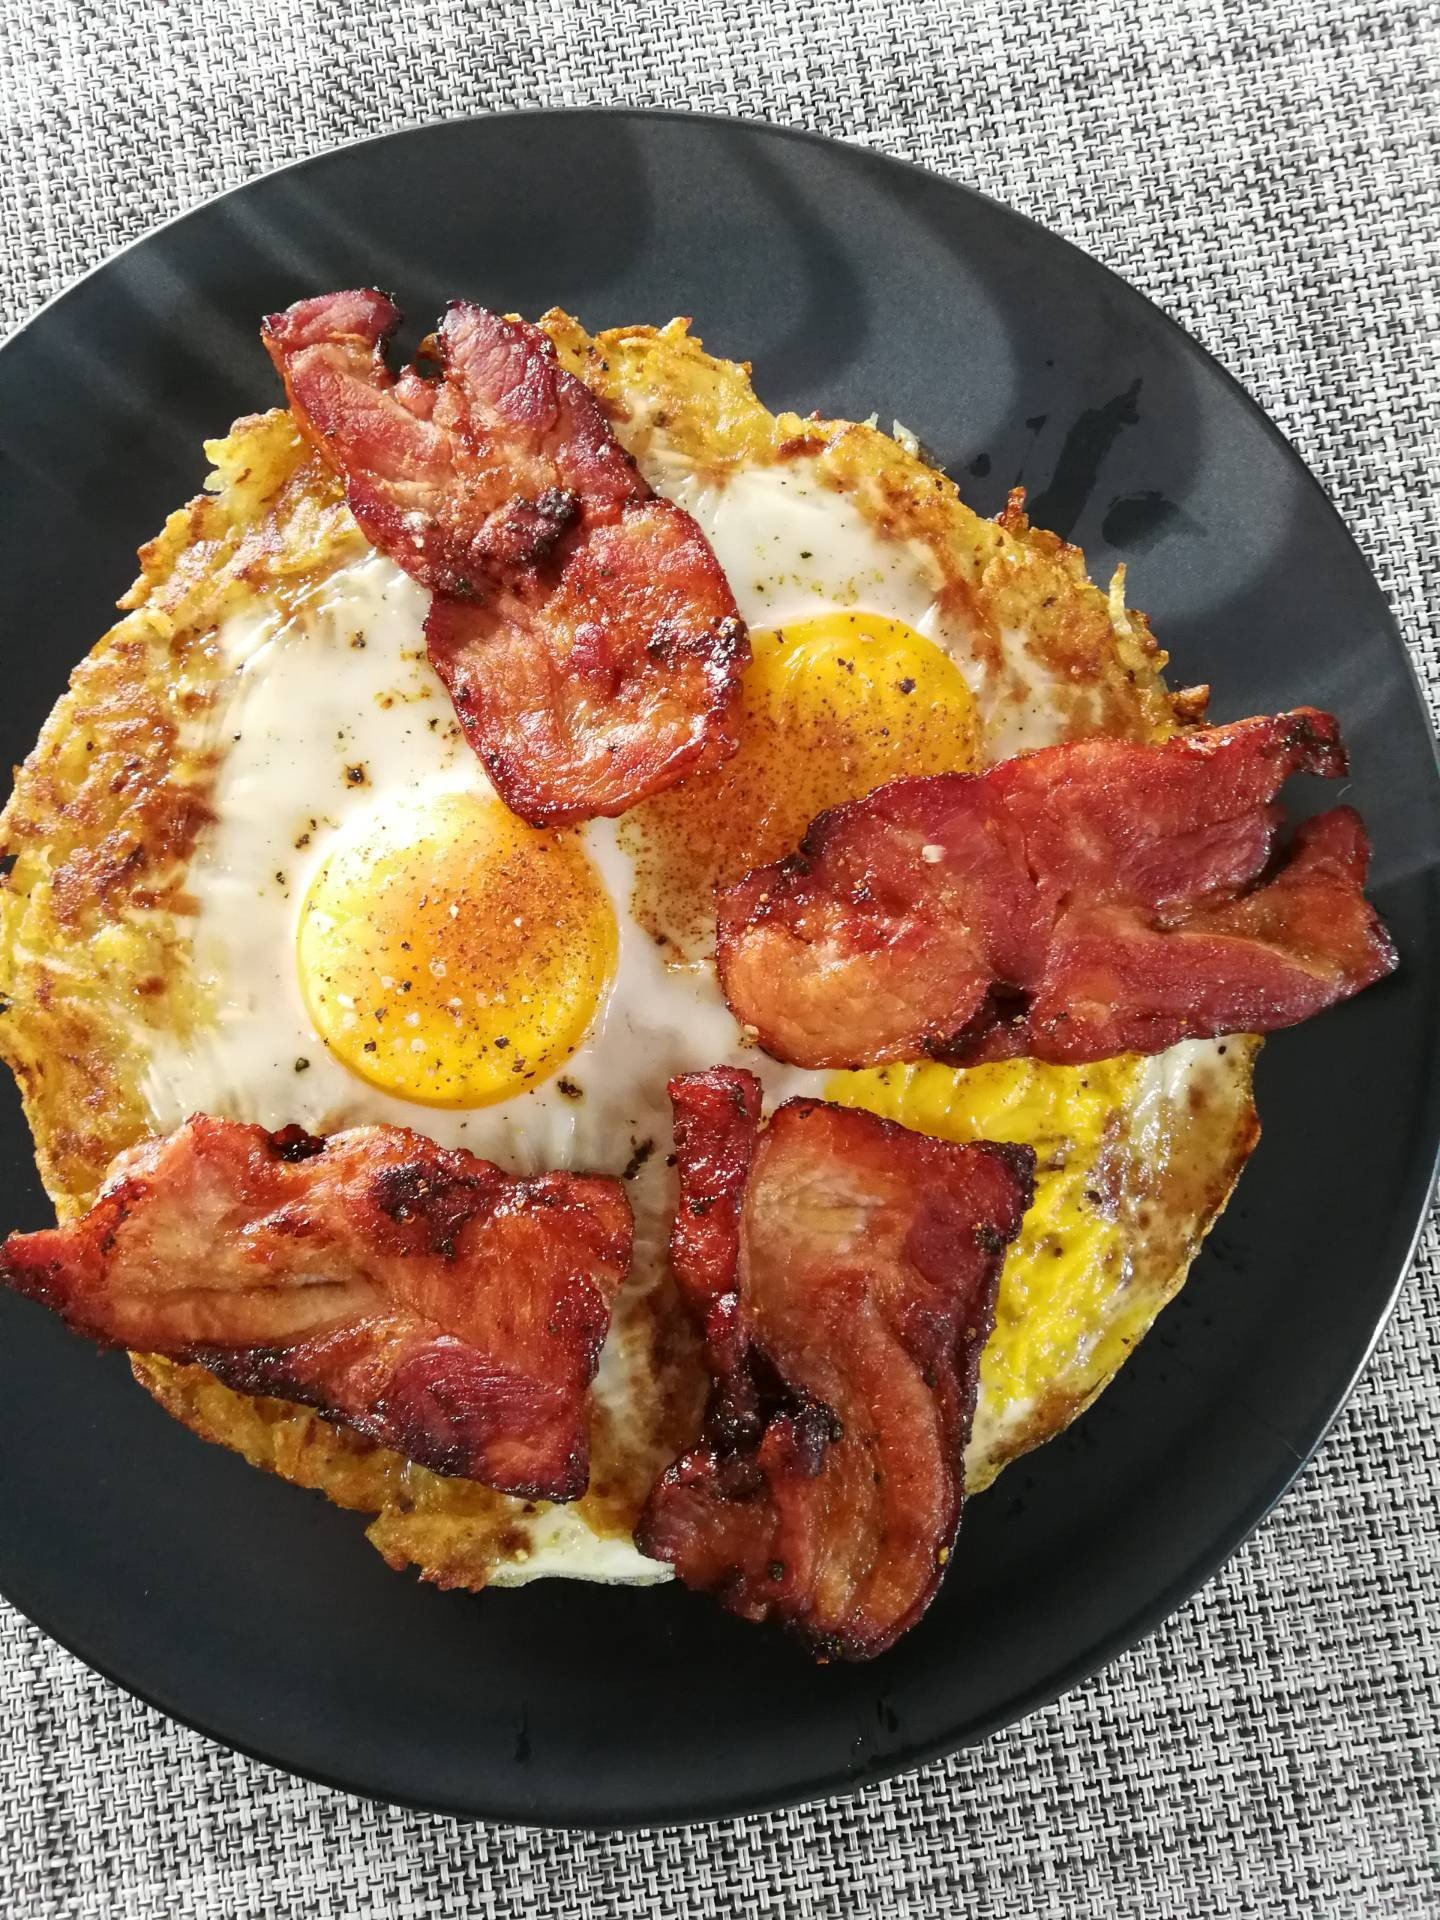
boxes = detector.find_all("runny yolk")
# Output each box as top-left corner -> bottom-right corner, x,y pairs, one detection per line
619,611 -> 980,957
296,787 -> 616,1106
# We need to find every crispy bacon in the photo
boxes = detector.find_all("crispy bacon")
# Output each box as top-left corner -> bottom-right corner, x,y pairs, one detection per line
0,1116 -> 632,1499
638,1072 -> 1034,1658
263,291 -> 747,825
716,710 -> 1398,1069
666,1066 -> 761,1379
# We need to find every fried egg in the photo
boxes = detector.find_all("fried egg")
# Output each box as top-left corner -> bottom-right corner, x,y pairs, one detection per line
0,318 -> 1258,1592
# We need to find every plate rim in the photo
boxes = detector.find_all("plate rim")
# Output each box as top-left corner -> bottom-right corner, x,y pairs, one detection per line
2,104 -> 1438,1830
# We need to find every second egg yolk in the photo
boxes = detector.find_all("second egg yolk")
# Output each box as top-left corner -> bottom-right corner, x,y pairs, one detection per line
296,788 -> 616,1107
620,611 -> 980,957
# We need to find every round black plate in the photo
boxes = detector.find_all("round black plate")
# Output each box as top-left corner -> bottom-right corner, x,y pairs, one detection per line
1,111 -> 1436,1829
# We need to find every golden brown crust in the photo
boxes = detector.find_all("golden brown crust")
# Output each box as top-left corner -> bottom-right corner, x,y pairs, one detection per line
541,315 -> 1180,752
0,411 -> 361,1214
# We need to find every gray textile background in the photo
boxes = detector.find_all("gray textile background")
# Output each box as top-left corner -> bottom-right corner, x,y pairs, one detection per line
1,0 -> 1437,1913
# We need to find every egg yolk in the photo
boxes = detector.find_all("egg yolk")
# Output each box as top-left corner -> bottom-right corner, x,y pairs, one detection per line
621,611 -> 980,957
296,789 -> 616,1107
826,1055 -> 1147,1413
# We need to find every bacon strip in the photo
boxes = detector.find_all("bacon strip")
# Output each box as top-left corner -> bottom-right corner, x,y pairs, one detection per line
0,1116 -> 632,1499
263,292 -> 747,825
716,710 -> 1397,1069
666,1063 -> 761,1381
638,1071 -> 1034,1658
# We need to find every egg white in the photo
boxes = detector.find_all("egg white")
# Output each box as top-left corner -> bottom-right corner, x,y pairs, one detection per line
140,457 -> 951,1157
141,552 -> 751,1171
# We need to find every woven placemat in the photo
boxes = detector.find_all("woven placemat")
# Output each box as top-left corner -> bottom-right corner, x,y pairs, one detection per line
1,1 -> 1436,1913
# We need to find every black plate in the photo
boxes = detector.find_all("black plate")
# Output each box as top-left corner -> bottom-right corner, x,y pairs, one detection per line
1,110 -> 1436,1829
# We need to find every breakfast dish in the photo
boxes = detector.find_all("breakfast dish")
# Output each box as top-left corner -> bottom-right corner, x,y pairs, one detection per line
0,287 -> 1395,1660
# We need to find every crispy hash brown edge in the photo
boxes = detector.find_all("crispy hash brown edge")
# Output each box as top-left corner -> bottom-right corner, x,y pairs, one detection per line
0,319 -> 1258,1588
541,312 -> 1197,753
0,412 -> 361,1210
